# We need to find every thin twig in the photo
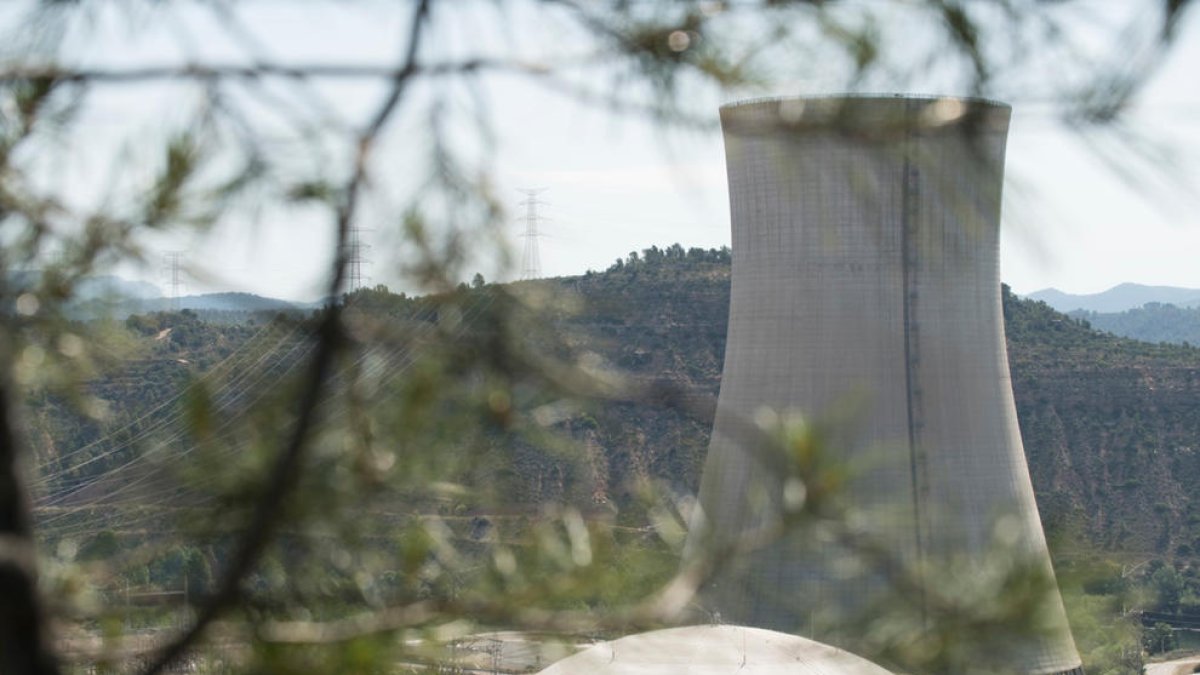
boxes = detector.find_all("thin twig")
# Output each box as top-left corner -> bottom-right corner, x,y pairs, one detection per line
136,2 -> 434,673
0,59 -> 549,84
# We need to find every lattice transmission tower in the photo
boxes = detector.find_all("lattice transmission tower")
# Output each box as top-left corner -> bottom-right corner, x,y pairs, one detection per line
162,251 -> 186,311
347,225 -> 372,292
518,188 -> 548,280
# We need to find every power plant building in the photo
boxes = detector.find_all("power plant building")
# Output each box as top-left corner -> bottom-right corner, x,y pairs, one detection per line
689,96 -> 1083,674
537,626 -> 896,674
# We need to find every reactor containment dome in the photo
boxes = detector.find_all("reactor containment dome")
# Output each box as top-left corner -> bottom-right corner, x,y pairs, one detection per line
687,95 -> 1083,675
537,625 -> 896,675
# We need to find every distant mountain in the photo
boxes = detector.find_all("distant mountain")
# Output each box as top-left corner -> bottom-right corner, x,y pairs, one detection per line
1028,283 -> 1200,313
8,270 -> 312,317
176,292 -> 298,312
72,290 -> 299,320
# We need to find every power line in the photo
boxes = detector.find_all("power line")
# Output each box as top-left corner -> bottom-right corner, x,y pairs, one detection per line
518,188 -> 548,280
35,288 -> 505,539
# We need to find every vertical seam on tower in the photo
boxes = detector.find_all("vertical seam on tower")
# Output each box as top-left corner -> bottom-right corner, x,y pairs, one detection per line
900,100 -> 928,623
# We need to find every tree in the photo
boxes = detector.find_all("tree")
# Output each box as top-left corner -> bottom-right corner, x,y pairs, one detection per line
1,1 -> 1195,674
1144,622 -> 1177,655
1152,565 -> 1185,613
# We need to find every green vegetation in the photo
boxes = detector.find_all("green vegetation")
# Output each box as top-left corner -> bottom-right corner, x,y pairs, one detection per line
1072,303 -> 1200,347
2,0 -> 1191,669
25,246 -> 1200,672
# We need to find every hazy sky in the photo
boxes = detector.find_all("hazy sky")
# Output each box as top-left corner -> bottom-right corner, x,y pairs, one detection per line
7,1 -> 1200,301
484,3 -> 1200,298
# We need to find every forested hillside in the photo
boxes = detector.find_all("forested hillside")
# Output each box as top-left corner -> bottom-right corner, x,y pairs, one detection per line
28,245 -> 1200,560
548,246 -> 1200,557
1071,303 -> 1200,347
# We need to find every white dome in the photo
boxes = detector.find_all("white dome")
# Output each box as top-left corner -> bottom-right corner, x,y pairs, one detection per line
536,625 -> 895,674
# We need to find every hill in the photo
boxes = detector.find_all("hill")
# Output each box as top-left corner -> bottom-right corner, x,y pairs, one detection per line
1070,304 -> 1200,346
27,246 -> 1200,558
63,291 -> 301,324
1001,291 -> 1200,555
546,247 -> 1200,556
7,271 -> 307,323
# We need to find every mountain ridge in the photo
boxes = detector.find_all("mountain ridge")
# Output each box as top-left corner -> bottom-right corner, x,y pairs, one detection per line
1028,283 -> 1200,313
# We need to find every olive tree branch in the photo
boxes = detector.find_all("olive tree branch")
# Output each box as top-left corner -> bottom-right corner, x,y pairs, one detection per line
0,75 -> 71,675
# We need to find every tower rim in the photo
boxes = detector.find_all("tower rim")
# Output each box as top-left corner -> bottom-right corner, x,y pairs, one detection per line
719,94 -> 1011,136
721,93 -> 1010,111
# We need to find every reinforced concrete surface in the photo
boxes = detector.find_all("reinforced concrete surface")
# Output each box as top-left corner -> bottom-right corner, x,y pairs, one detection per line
688,95 -> 1083,674
537,625 -> 896,674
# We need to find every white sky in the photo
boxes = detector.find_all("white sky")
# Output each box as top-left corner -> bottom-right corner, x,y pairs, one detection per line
5,1 -> 1199,301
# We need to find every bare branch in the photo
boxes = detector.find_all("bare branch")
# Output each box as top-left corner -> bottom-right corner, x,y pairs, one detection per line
0,59 -> 551,85
137,2 -> 435,673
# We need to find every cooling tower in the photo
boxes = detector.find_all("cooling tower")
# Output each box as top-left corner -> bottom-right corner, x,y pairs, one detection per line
690,96 -> 1082,674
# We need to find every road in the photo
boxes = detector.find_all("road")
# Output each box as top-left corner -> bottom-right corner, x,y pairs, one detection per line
1146,656 -> 1200,675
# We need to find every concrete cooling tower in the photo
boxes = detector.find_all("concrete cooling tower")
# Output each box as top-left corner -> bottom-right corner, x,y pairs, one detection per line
689,96 -> 1082,674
